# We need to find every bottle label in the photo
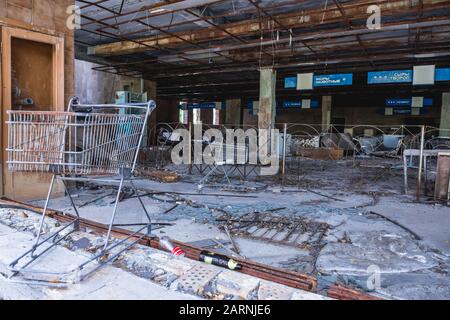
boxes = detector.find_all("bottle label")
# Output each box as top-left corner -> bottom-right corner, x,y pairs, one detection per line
171,246 -> 185,256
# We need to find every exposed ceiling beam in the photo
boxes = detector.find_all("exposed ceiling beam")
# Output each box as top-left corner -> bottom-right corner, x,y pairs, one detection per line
88,0 -> 450,56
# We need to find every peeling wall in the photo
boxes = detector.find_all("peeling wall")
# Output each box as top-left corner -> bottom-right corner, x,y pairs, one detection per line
0,0 -> 75,105
75,59 -> 156,104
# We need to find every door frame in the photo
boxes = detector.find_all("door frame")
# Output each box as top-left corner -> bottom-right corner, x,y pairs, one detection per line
1,26 -> 64,196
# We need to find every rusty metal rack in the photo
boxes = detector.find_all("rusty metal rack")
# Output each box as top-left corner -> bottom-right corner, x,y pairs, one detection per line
5,97 -> 156,286
217,212 -> 330,249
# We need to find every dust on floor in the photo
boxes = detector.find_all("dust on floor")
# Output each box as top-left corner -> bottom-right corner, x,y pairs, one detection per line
25,158 -> 450,300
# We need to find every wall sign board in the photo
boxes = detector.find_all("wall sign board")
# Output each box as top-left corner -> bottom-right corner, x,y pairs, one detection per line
386,98 -> 411,107
385,98 -> 433,107
284,76 -> 297,89
313,74 -> 353,87
186,102 -> 223,110
436,68 -> 450,81
282,100 -> 319,109
368,70 -> 413,84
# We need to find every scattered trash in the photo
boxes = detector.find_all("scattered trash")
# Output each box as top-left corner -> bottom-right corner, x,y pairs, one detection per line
160,236 -> 186,257
223,225 -> 244,258
339,232 -> 352,244
136,168 -> 181,183
72,237 -> 91,250
199,251 -> 242,271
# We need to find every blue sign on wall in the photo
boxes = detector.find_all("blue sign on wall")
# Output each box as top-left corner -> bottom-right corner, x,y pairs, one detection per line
379,108 -> 430,116
436,68 -> 450,81
313,74 -> 353,87
424,98 -> 433,106
386,99 -> 413,107
394,108 -> 413,115
187,102 -> 222,110
283,101 -> 302,108
368,70 -> 413,84
245,101 -> 258,115
386,98 -> 433,107
284,76 -> 297,89
282,100 -> 320,109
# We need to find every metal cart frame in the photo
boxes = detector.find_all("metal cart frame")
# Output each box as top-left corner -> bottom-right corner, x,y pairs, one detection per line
5,97 -> 157,285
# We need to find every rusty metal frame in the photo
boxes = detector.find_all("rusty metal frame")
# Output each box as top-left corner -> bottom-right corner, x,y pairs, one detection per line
74,0 -> 450,99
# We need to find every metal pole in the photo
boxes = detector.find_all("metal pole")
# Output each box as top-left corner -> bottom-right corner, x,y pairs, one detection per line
403,152 -> 408,195
131,101 -> 154,174
103,176 -> 125,251
188,122 -> 193,174
34,175 -> 56,248
416,125 -> 425,201
282,123 -> 287,179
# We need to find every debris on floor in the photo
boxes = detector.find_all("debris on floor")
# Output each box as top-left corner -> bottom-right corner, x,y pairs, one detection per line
0,206 -> 331,301
136,168 -> 181,183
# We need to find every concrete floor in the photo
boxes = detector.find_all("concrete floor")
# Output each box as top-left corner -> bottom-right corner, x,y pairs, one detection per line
29,159 -> 450,300
0,224 -> 200,300
0,209 -> 329,301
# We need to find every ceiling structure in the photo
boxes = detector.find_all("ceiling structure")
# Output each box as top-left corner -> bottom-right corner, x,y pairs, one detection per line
76,0 -> 450,100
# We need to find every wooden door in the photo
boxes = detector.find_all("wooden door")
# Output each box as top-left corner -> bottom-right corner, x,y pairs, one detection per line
1,26 -> 64,200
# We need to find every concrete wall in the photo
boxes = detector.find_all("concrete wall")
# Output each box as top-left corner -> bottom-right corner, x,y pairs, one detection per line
0,0 -> 75,105
225,99 -> 242,127
243,109 -> 258,127
440,93 -> 450,136
276,109 -> 322,125
274,93 -> 441,129
75,59 -> 156,104
156,99 -> 180,124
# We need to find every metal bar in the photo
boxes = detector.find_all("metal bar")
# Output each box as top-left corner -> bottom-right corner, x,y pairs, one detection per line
416,125 -> 426,201
9,221 -> 78,273
103,175 -> 125,251
34,175 -> 56,247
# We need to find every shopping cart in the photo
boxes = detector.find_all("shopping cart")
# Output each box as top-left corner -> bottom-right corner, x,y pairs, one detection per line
5,97 -> 157,285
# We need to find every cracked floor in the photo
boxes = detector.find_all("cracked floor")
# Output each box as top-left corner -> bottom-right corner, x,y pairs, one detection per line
24,158 -> 450,300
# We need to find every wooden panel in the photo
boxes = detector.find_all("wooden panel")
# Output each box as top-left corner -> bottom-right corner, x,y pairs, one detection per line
11,38 -> 53,110
435,153 -> 450,200
1,26 -> 64,200
293,148 -> 344,161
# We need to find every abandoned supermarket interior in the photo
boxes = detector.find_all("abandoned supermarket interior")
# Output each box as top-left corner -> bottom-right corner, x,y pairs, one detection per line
0,0 -> 449,303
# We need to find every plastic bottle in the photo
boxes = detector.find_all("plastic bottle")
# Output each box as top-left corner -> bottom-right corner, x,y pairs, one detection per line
160,236 -> 186,257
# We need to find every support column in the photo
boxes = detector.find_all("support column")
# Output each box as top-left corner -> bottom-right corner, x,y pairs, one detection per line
440,93 -> 450,137
258,68 -> 277,129
322,96 -> 332,132
225,99 -> 242,127
143,79 -> 157,100
142,79 -> 157,146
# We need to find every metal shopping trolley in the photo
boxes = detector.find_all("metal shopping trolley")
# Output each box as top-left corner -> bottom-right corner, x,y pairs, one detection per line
5,97 -> 157,285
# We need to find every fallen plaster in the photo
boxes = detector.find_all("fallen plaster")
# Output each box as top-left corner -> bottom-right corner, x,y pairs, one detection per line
25,171 -> 450,300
